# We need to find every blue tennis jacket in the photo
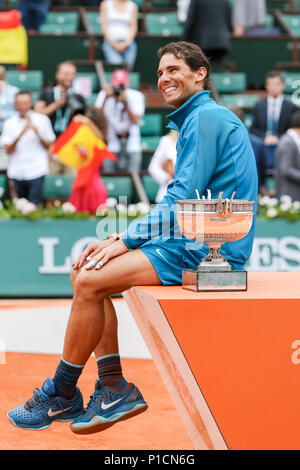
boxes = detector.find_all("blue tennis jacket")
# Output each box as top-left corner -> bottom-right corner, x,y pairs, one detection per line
122,90 -> 258,271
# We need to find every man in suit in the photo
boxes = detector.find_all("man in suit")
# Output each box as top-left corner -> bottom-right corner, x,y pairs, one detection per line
184,0 -> 232,64
250,71 -> 298,194
275,110 -> 300,202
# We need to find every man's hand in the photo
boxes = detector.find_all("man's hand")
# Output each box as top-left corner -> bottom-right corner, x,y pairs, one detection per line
83,239 -> 129,270
114,41 -> 128,53
264,135 -> 279,146
72,239 -> 116,270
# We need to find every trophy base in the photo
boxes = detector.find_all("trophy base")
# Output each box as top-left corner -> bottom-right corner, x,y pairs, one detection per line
182,268 -> 248,292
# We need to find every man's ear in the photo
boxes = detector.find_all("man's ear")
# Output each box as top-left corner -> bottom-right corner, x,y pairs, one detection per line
195,67 -> 207,84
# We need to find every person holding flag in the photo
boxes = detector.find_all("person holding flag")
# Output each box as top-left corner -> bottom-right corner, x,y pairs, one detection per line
52,106 -> 117,215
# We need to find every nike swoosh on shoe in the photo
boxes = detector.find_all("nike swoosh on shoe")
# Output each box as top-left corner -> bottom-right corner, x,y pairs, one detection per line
48,407 -> 72,417
101,397 -> 123,410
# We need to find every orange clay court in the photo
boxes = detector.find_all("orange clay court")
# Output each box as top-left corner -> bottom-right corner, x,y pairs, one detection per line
1,272 -> 300,450
0,298 -> 193,451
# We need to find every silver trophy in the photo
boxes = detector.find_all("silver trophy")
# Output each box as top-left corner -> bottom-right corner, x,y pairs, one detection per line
176,191 -> 254,291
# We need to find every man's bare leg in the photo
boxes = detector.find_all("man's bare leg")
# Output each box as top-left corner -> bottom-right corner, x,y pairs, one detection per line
63,249 -> 161,365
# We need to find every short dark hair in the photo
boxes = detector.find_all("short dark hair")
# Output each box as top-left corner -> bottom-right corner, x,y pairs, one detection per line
157,41 -> 211,90
265,71 -> 284,82
291,110 -> 300,128
15,90 -> 31,99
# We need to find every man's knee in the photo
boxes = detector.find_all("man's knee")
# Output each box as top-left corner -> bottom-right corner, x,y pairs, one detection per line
73,271 -> 103,299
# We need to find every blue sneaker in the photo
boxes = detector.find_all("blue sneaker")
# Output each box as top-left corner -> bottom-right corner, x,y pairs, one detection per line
7,378 -> 84,430
70,379 -> 148,435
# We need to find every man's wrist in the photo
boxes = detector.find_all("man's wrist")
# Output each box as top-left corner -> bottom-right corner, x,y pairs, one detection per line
108,232 -> 120,241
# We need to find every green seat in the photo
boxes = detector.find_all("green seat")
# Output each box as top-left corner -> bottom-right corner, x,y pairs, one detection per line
104,72 -> 140,90
85,12 -> 102,34
74,72 -> 100,93
45,12 -> 79,24
40,12 -> 79,34
0,174 -> 6,200
139,114 -> 162,136
141,136 -> 161,151
282,14 -> 300,35
132,0 -> 143,8
221,94 -> 260,109
6,70 -> 43,92
282,72 -> 300,93
102,176 -> 133,202
211,73 -> 246,93
145,12 -> 184,36
40,23 -> 78,34
142,175 -> 160,203
43,175 -> 74,199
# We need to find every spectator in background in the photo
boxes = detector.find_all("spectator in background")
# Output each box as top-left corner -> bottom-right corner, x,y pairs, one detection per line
100,0 -> 138,71
250,71 -> 297,195
0,66 -> 19,132
18,0 -> 49,33
35,61 -> 86,138
1,90 -> 55,205
275,110 -> 300,202
35,61 -> 86,174
57,106 -> 116,214
148,129 -> 178,203
232,0 -> 267,37
95,69 -> 145,172
184,0 -> 231,65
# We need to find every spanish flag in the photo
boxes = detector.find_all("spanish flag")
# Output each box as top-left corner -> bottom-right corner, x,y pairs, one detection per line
52,120 -> 117,190
0,10 -> 28,65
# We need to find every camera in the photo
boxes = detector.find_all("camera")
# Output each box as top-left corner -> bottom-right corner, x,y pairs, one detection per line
116,130 -> 130,141
112,84 -> 125,97
67,92 -> 85,113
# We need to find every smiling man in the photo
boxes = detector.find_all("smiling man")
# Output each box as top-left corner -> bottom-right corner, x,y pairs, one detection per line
7,42 -> 257,436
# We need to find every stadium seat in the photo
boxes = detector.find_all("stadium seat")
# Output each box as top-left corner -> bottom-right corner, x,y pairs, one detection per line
282,14 -> 300,35
211,73 -> 246,94
141,175 -> 159,203
141,136 -> 161,151
139,114 -> 162,136
43,175 -> 74,199
6,70 -> 43,92
40,12 -> 79,34
104,72 -> 140,90
132,0 -> 143,8
282,72 -> 300,93
102,176 -> 133,202
85,12 -> 102,34
145,12 -> 184,36
221,94 -> 260,109
0,174 -> 6,199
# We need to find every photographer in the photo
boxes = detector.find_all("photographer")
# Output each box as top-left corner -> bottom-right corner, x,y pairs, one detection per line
95,69 -> 145,172
34,61 -> 86,174
35,61 -> 86,138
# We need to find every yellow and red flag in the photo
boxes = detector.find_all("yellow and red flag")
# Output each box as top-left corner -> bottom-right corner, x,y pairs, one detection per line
52,120 -> 117,189
0,10 -> 28,65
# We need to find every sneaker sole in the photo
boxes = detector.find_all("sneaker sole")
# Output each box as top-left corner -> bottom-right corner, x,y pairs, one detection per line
70,403 -> 148,435
7,411 -> 84,431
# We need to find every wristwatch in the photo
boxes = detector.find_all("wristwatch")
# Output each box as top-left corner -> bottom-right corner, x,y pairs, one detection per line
108,232 -> 120,241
